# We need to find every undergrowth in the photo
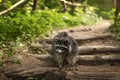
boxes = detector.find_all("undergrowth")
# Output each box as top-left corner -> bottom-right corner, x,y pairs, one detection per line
111,14 -> 120,39
0,9 -> 101,44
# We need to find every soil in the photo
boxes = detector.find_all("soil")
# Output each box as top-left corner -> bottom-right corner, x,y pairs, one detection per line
1,20 -> 120,80
50,20 -> 115,46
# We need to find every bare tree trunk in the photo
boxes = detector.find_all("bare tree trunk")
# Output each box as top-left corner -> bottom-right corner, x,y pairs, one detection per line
62,1 -> 67,12
59,0 -> 67,12
32,0 -> 38,11
114,0 -> 120,21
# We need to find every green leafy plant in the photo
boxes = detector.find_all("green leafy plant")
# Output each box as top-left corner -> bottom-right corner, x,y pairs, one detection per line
111,14 -> 120,39
0,9 -> 101,44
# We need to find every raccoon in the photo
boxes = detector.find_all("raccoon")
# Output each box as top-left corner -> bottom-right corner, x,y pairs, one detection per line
51,32 -> 78,68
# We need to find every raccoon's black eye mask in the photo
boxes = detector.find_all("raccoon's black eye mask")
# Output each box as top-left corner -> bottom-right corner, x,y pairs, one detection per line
54,37 -> 70,44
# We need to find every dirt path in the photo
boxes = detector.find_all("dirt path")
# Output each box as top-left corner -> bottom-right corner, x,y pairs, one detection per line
50,20 -> 116,46
2,20 -> 120,80
51,20 -> 111,38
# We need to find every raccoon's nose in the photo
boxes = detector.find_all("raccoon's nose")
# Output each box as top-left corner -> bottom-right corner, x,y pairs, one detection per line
56,49 -> 63,53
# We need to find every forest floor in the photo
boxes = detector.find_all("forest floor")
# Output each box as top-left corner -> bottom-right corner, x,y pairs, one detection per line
1,20 -> 120,80
50,20 -> 115,46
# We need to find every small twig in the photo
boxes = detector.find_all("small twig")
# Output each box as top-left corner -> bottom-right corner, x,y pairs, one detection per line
59,0 -> 82,6
0,0 -> 26,15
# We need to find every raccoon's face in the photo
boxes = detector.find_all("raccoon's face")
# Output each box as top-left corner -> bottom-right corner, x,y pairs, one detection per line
54,37 -> 70,54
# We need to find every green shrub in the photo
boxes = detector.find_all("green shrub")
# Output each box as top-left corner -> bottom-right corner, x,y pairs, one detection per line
111,14 -> 120,38
0,9 -> 101,44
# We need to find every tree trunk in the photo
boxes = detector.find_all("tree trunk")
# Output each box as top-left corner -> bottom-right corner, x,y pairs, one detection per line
32,0 -> 38,11
114,0 -> 120,21
62,1 -> 67,12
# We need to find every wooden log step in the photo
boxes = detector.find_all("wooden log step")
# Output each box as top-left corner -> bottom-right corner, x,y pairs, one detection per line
29,44 -> 120,55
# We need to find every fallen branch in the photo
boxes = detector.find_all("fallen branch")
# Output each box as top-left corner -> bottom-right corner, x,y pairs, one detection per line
59,0 -> 82,7
6,66 -> 120,79
30,53 -> 120,68
78,46 -> 120,55
32,54 -> 120,62
6,67 -> 58,77
0,0 -> 26,15
30,44 -> 120,55
27,53 -> 120,67
66,71 -> 120,80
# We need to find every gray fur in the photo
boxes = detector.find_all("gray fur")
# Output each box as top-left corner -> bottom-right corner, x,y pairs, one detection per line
51,32 -> 79,68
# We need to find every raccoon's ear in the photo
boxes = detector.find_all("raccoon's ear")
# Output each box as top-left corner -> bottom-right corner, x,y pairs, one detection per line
58,31 -> 68,37
64,38 -> 69,43
63,32 -> 68,36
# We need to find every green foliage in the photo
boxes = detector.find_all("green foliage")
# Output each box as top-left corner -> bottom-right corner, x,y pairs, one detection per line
87,0 -> 114,19
111,14 -> 120,38
0,50 -> 3,56
0,60 -> 3,67
88,0 -> 114,10
0,9 -> 101,44
43,0 -> 60,9
0,50 -> 3,67
95,8 -> 115,19
0,0 -> 20,11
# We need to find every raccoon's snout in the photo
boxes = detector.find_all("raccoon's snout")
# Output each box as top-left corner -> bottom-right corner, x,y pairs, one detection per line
56,49 -> 63,53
